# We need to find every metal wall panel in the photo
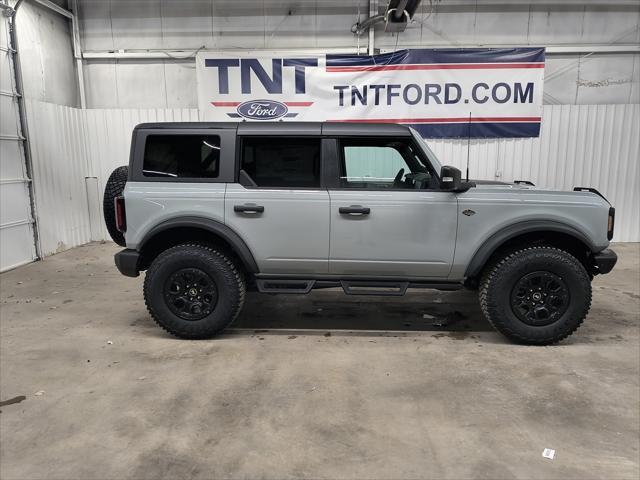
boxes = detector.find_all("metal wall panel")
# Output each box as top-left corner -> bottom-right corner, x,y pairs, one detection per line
78,0 -> 359,52
77,0 -> 640,109
0,51 -> 13,93
16,0 -> 79,107
0,15 -> 37,272
24,99 -> 91,255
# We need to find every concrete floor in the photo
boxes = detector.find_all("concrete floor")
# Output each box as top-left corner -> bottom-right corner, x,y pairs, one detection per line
0,242 -> 638,480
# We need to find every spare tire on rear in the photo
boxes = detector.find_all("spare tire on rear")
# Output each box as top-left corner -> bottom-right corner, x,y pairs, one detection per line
103,166 -> 128,247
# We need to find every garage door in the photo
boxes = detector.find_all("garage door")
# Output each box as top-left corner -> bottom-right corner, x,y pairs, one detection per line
0,15 -> 36,271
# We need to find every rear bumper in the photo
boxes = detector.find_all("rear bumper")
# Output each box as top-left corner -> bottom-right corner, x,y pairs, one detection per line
593,248 -> 617,275
114,249 -> 140,277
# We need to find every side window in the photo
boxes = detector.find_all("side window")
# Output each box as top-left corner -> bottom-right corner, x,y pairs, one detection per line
343,146 -> 409,185
241,137 -> 321,188
340,138 -> 433,189
143,135 -> 220,178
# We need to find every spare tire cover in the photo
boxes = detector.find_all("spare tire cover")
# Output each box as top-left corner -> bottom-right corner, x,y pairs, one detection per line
103,166 -> 128,247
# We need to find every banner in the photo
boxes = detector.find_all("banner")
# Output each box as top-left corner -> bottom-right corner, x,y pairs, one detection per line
196,48 -> 545,138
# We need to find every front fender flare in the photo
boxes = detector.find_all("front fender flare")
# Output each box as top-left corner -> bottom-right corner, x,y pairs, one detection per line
464,220 -> 598,278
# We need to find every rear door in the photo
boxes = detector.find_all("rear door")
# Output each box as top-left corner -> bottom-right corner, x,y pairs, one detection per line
224,135 -> 330,274
327,136 -> 458,278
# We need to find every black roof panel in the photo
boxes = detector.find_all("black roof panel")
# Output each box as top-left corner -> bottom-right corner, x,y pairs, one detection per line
134,122 -> 239,130
322,122 -> 412,137
237,122 -> 321,136
134,121 -> 413,137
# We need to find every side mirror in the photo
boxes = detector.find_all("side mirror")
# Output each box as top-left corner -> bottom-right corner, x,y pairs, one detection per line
440,166 -> 474,193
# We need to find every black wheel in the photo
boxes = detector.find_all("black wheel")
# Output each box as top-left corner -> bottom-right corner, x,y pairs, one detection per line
479,246 -> 592,345
143,243 -> 245,339
103,166 -> 128,247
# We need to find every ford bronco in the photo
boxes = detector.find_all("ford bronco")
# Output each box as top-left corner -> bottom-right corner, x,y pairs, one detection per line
104,122 -> 617,344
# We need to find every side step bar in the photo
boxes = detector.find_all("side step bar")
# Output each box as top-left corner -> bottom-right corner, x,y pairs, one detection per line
340,281 -> 408,296
256,279 -> 315,294
257,278 -> 408,296
255,276 -> 462,295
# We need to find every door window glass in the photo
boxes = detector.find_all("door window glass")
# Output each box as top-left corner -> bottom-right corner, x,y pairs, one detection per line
340,139 -> 434,189
241,137 -> 321,188
343,146 -> 409,184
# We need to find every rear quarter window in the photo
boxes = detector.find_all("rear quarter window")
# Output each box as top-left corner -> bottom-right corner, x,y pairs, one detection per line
143,135 -> 220,178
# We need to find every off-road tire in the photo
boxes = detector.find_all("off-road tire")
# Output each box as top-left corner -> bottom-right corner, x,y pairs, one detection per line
479,246 -> 591,345
103,166 -> 128,247
144,243 -> 245,339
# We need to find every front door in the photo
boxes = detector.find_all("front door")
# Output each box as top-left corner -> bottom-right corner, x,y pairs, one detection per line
225,136 -> 329,274
328,137 -> 458,278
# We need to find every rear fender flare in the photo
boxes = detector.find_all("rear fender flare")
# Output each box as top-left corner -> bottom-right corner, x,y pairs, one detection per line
139,216 -> 259,273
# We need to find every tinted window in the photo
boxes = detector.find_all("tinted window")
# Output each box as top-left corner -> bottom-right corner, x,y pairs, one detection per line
241,137 -> 321,188
343,146 -> 409,182
340,139 -> 435,189
143,135 -> 220,178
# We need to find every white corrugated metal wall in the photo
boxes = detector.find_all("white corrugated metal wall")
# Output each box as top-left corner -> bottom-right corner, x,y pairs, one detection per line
24,100 -> 91,254
24,100 -> 638,256
0,13 -> 37,272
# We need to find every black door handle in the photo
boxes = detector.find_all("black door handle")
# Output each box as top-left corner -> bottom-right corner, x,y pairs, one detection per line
339,205 -> 370,215
234,204 -> 264,213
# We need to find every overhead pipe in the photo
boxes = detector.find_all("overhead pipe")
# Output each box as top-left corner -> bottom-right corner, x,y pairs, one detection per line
351,15 -> 385,37
80,43 -> 640,62
378,44 -> 640,55
70,0 -> 86,108
368,0 -> 377,55
353,0 -> 419,40
82,47 -> 365,60
350,0 -> 382,40
392,0 -> 409,19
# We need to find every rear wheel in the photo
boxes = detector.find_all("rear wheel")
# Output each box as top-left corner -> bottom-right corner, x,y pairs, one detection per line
103,166 -> 128,246
479,246 -> 591,345
144,243 -> 245,339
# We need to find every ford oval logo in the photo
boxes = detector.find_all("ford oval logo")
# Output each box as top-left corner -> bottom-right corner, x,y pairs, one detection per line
237,100 -> 288,120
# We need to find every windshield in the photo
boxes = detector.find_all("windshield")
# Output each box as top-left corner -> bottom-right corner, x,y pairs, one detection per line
410,128 -> 442,172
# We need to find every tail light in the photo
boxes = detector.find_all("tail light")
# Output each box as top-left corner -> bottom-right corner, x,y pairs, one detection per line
607,207 -> 615,240
115,196 -> 126,232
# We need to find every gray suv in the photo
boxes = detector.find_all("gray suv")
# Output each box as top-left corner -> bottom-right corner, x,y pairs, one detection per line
104,122 -> 617,344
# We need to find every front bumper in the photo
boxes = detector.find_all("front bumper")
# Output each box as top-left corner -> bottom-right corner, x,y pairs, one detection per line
114,249 -> 141,277
593,248 -> 617,275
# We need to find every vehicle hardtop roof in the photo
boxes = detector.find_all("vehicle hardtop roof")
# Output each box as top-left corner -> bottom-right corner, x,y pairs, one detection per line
134,121 -> 413,137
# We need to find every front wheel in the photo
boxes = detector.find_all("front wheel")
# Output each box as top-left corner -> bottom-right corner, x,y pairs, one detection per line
479,246 -> 592,345
144,243 -> 245,339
